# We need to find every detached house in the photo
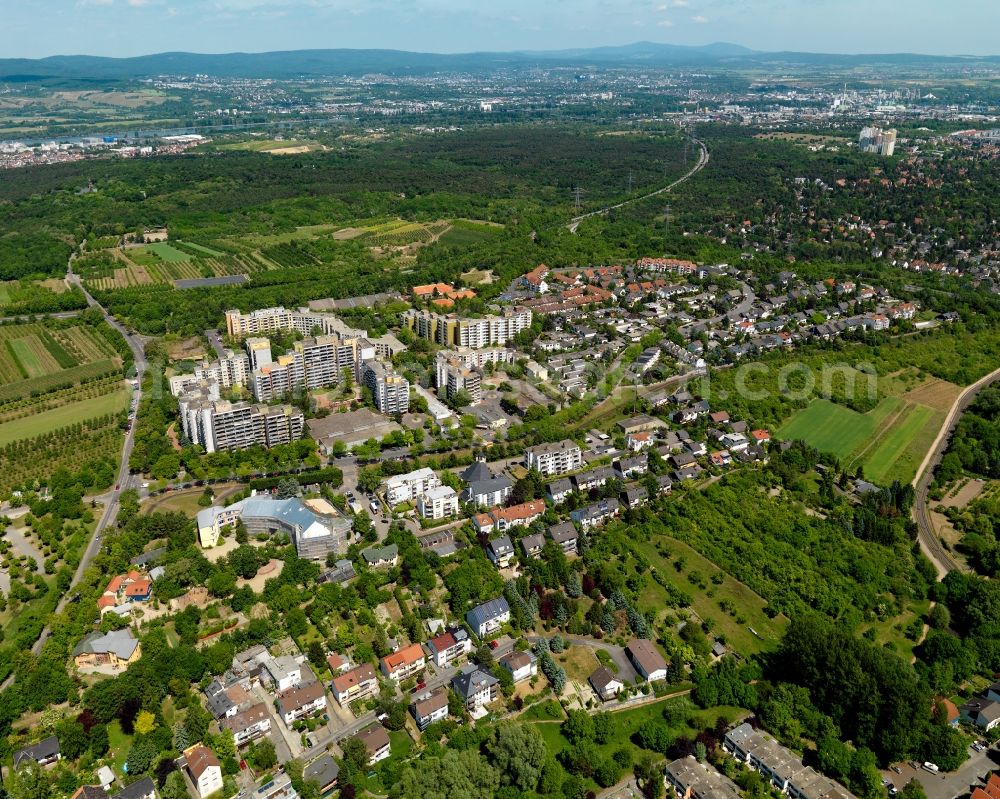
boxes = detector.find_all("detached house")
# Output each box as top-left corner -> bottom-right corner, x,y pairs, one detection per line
548,521 -> 579,554
427,629 -> 472,668
222,703 -> 271,746
183,745 -> 223,799
487,535 -> 516,568
12,736 -> 61,769
452,666 -> 499,710
589,667 -> 624,701
461,461 -> 513,507
380,643 -> 426,683
332,663 -> 378,706
73,630 -> 141,672
354,725 -> 391,765
499,650 -> 538,683
466,598 -> 511,639
410,688 -> 449,731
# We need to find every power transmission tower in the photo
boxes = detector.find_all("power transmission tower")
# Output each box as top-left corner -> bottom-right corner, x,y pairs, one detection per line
574,186 -> 582,213
627,170 -> 633,194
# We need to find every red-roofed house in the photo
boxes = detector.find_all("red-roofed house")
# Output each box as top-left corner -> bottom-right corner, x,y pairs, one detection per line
472,500 -> 546,535
522,265 -> 549,294
380,643 -> 426,682
751,429 -> 771,444
125,579 -> 152,601
427,629 -> 472,668
626,431 -> 654,451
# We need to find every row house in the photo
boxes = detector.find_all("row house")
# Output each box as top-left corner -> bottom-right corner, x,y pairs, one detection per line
570,498 -> 621,531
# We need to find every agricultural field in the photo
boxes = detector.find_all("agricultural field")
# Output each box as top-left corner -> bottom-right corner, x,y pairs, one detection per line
0,320 -> 126,491
0,387 -> 129,447
0,322 -> 117,387
777,375 -> 961,485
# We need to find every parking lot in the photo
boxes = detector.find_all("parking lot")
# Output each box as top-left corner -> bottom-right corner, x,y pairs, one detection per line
885,744 -> 1000,799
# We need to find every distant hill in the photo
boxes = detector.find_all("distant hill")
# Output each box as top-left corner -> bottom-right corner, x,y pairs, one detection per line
0,42 -> 997,82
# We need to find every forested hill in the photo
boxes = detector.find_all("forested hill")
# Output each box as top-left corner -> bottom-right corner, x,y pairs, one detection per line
1,43 -> 997,81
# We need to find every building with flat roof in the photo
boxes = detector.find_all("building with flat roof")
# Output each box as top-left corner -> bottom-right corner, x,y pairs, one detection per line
225,306 -> 367,339
525,439 -> 583,476
403,307 -> 532,348
362,360 -> 410,415
383,467 -> 440,505
306,408 -> 402,454
177,393 -> 303,453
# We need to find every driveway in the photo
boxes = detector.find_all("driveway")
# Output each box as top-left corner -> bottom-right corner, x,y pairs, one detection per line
886,744 -> 1000,799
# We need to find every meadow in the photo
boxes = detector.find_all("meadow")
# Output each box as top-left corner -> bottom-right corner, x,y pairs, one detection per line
777,375 -> 961,485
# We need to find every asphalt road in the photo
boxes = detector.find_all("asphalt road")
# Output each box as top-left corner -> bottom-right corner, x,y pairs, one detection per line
910,364 -> 1000,578
18,261 -> 149,659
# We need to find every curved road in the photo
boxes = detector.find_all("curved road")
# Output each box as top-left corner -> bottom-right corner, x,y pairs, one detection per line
567,137 -> 709,232
911,365 -> 1000,579
16,261 -> 148,661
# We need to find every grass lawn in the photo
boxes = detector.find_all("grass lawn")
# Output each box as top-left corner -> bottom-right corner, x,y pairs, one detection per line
521,699 -> 566,722
9,335 -> 60,378
142,488 -> 210,518
555,646 -> 600,683
777,399 -> 877,460
0,386 -> 128,446
107,720 -> 134,776
780,391 -> 946,486
175,240 -> 225,257
633,536 -> 787,655
861,403 -> 935,484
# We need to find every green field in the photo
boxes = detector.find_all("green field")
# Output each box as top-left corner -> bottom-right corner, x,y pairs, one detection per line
777,399 -> 877,460
0,387 -> 128,446
8,336 -> 59,378
175,240 -> 225,257
146,242 -> 192,263
779,395 -> 942,485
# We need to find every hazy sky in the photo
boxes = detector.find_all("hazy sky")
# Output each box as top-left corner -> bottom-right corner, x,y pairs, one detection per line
2,0 -> 997,59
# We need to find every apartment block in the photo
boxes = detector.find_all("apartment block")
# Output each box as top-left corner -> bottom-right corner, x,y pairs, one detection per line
383,468 -> 440,505
403,307 -> 532,348
361,360 -> 410,415
436,352 -> 483,405
525,439 -> 583,476
177,392 -> 304,453
225,306 -> 367,339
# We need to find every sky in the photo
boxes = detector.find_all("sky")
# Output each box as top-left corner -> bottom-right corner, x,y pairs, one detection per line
1,0 -> 997,60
